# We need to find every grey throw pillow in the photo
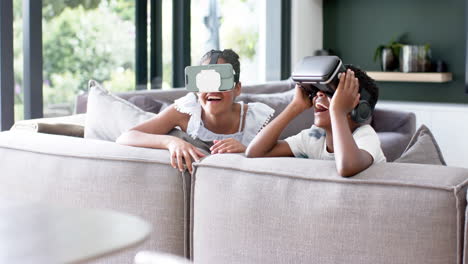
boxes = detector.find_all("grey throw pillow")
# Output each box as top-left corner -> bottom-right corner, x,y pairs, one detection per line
128,95 -> 170,114
84,80 -> 156,141
236,89 -> 315,139
395,124 -> 446,165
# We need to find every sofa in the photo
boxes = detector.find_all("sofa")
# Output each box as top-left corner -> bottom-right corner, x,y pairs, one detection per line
0,80 -> 466,264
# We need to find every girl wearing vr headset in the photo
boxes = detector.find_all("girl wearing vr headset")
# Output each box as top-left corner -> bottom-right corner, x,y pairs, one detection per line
246,66 -> 386,177
117,49 -> 274,173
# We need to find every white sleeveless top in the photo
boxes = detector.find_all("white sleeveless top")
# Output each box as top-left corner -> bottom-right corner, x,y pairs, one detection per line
173,93 -> 274,146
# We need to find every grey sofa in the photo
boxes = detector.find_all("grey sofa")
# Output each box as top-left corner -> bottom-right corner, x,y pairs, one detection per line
0,80 -> 464,264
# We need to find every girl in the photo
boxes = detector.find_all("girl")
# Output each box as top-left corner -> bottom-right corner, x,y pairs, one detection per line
117,49 -> 274,173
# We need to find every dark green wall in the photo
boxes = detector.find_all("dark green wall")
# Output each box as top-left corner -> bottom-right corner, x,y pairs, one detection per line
323,0 -> 467,103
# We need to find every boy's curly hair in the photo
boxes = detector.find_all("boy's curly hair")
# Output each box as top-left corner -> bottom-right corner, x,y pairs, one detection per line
345,64 -> 379,109
200,49 -> 241,83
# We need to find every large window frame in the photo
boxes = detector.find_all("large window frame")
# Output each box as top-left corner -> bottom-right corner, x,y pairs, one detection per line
0,0 -> 291,130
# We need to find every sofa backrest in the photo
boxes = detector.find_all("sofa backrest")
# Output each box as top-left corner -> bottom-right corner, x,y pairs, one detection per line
74,80 -> 295,114
191,154 -> 468,264
0,131 -> 191,263
75,80 -> 415,161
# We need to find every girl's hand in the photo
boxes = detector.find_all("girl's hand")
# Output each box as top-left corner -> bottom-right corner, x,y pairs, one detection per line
330,69 -> 360,116
291,84 -> 313,111
210,138 -> 246,154
167,138 -> 206,173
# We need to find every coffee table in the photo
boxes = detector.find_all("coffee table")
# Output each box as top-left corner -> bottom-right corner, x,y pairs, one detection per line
0,202 -> 151,263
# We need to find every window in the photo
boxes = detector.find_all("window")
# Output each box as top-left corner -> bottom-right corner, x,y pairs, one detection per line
162,0 -> 173,89
191,0 -> 263,85
13,0 -> 136,120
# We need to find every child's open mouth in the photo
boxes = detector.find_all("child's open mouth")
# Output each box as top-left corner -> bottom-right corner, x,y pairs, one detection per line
315,102 -> 329,113
207,95 -> 222,102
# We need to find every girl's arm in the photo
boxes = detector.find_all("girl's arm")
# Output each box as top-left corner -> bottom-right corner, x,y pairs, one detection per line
246,85 -> 310,157
116,105 -> 185,148
330,70 -> 373,177
116,105 -> 205,173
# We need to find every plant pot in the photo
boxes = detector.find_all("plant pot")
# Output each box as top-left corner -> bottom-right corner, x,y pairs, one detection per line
381,48 -> 398,71
399,45 -> 432,72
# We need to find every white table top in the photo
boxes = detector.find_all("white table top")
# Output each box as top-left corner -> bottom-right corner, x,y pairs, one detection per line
0,202 -> 151,264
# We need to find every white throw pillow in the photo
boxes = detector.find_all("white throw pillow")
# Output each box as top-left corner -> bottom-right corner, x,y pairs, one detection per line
84,80 -> 156,141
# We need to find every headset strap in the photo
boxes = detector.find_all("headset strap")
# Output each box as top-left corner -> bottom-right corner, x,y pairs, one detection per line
209,50 -> 222,64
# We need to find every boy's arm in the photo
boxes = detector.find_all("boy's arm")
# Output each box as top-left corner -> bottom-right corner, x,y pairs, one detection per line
246,85 -> 311,157
330,70 -> 373,177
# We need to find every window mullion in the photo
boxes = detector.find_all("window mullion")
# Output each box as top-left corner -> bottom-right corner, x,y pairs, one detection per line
23,0 -> 43,119
172,0 -> 191,88
150,0 -> 163,89
0,0 -> 14,130
136,0 -> 148,90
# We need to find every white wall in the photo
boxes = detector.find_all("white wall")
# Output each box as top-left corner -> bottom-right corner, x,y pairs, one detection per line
291,0 -> 323,70
377,101 -> 468,168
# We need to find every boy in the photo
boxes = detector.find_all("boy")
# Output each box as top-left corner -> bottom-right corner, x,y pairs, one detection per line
246,66 -> 386,177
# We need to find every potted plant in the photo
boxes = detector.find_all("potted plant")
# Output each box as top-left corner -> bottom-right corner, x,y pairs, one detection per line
374,39 -> 403,71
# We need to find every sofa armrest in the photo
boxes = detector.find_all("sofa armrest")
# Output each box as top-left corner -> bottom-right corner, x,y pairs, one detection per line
191,154 -> 468,264
10,114 -> 86,137
372,108 -> 416,161
372,108 -> 416,134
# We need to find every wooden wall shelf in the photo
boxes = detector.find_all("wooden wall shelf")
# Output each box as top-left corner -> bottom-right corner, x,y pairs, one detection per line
366,72 -> 453,83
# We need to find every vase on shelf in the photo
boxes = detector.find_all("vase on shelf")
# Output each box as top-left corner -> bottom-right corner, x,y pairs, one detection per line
400,45 -> 432,72
381,48 -> 398,72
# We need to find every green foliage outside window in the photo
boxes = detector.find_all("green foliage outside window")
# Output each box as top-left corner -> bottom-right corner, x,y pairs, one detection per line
14,0 -> 135,119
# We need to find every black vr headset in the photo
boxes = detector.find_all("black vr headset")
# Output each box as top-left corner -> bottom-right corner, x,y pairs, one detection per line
291,56 -> 373,123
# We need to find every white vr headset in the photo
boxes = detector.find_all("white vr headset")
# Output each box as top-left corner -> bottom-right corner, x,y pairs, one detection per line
184,51 -> 237,93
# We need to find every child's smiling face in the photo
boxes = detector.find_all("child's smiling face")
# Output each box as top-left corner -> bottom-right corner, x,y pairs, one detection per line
313,91 -> 332,128
197,58 -> 241,116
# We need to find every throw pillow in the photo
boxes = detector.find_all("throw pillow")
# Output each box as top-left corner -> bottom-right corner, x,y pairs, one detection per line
236,89 -> 315,139
84,80 -> 156,141
128,95 -> 170,114
394,124 -> 446,165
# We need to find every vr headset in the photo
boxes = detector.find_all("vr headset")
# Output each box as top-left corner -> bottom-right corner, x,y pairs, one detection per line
184,51 -> 237,93
291,56 -> 373,123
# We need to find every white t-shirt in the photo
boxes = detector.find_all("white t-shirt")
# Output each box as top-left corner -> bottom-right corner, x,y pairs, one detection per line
284,125 -> 386,163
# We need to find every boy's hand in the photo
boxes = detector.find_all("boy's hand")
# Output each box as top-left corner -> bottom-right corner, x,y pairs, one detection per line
210,138 -> 246,154
330,69 -> 360,116
291,84 -> 313,111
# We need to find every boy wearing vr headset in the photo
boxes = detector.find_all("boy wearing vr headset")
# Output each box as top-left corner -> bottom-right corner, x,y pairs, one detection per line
246,64 -> 386,177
